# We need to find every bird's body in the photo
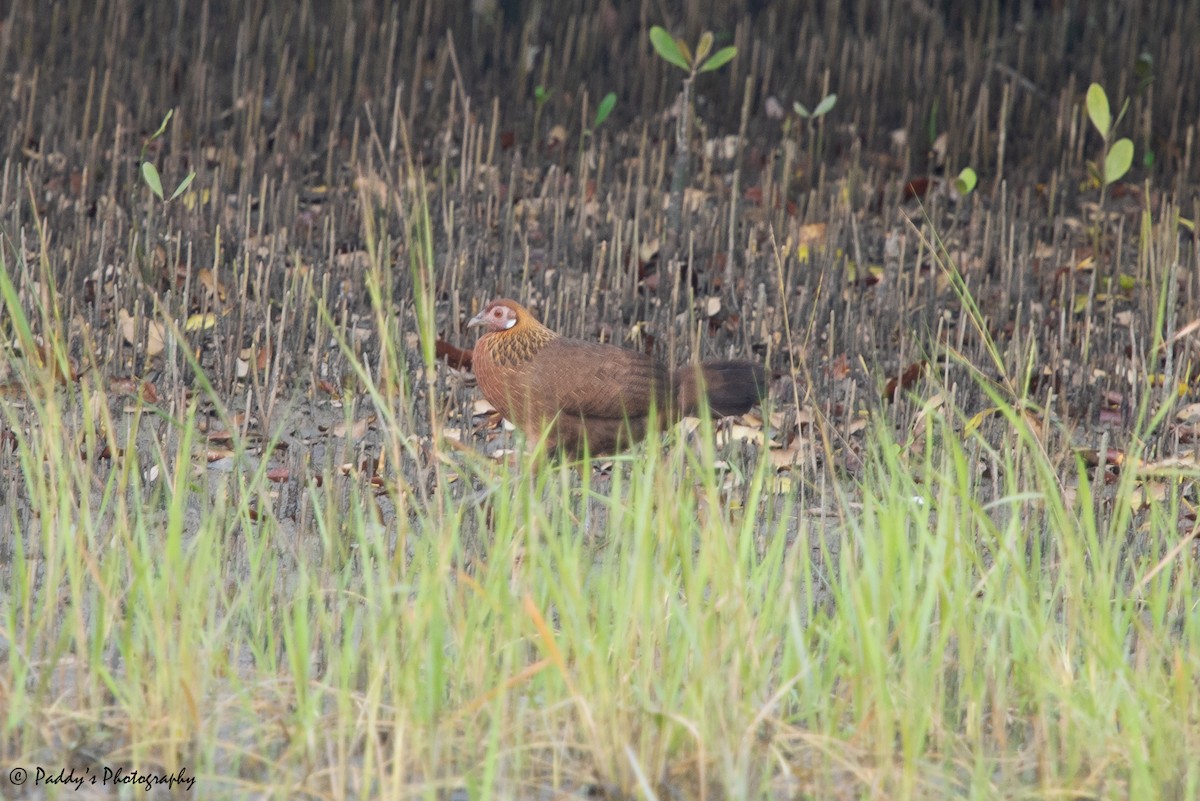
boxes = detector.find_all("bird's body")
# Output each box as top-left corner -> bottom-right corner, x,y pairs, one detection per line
468,299 -> 765,455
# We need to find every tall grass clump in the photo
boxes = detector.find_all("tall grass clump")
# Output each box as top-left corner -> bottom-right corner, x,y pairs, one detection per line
2,186 -> 1200,800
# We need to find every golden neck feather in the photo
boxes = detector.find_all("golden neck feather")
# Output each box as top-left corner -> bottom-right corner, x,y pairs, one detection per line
484,312 -> 557,365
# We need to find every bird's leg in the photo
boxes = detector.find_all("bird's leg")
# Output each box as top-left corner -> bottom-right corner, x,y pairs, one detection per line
713,415 -> 737,448
583,461 -> 616,547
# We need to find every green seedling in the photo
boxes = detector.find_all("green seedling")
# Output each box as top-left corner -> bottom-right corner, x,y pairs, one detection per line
139,109 -> 195,203
532,84 -> 554,145
582,91 -> 617,147
649,27 -> 737,76
575,90 -> 618,219
1085,83 -> 1134,188
786,93 -> 837,182
580,91 -> 617,166
649,26 -> 737,271
593,91 -> 617,130
1083,83 -> 1136,279
793,93 -> 837,121
953,167 -> 977,197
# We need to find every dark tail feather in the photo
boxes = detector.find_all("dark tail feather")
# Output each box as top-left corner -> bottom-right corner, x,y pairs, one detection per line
675,360 -> 766,417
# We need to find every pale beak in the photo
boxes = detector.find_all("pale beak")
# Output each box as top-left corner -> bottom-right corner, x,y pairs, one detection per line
466,311 -> 488,329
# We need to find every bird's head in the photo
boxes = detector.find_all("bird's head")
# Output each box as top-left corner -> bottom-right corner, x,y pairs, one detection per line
467,299 -> 528,334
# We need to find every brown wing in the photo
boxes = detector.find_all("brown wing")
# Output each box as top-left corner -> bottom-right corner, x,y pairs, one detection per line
524,339 -> 672,421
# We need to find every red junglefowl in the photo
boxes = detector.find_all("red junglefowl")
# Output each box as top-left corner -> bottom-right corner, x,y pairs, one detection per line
468,298 -> 765,455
